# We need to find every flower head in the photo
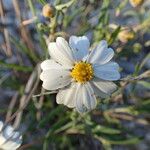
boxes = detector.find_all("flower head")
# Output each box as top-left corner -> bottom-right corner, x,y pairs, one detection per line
42,4 -> 55,18
118,28 -> 135,43
40,36 -> 120,113
0,121 -> 22,150
129,0 -> 144,7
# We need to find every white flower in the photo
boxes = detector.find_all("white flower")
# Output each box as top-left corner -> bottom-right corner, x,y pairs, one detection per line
40,36 -> 120,112
0,121 -> 22,150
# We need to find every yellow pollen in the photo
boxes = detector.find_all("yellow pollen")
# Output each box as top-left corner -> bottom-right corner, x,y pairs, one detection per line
70,61 -> 94,83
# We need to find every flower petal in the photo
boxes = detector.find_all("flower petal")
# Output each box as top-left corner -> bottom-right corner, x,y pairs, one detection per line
1,140 -> 21,150
40,69 -> 71,90
0,136 -> 6,145
69,36 -> 90,60
75,86 -> 86,113
0,121 -> 3,131
87,40 -> 114,64
89,81 -> 109,98
92,78 -> 117,95
75,83 -> 97,113
94,62 -> 120,81
82,83 -> 97,110
41,59 -> 63,70
0,123 -> 22,149
3,125 -> 14,139
48,38 -> 74,67
56,83 -> 78,108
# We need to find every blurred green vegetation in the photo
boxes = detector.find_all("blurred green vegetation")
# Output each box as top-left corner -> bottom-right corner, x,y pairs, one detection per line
0,0 -> 150,150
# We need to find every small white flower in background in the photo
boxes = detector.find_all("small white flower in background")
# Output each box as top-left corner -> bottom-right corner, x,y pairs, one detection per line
40,36 -> 120,113
0,121 -> 22,150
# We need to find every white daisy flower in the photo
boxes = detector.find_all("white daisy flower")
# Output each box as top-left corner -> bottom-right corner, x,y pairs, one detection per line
40,36 -> 120,113
0,121 -> 22,150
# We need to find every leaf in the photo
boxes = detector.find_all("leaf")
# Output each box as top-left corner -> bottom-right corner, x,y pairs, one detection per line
95,135 -> 141,145
137,81 -> 150,89
50,117 -> 70,133
105,137 -> 141,145
116,0 -> 128,15
108,26 -> 121,45
37,0 -> 46,5
0,60 -> 32,72
11,37 -> 39,63
38,106 -> 63,128
63,7 -> 85,27
54,122 -> 73,134
135,99 -> 150,113
92,125 -> 121,135
56,0 -> 76,10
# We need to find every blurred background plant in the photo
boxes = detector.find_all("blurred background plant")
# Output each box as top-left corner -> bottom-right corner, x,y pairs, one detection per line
0,0 -> 150,149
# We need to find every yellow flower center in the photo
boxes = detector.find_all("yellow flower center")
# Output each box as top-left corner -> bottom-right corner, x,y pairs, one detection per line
70,61 -> 94,83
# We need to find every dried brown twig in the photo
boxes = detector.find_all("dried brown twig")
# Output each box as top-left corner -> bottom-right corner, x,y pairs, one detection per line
0,0 -> 12,56
4,65 -> 40,129
12,0 -> 35,55
13,65 -> 41,129
5,92 -> 19,122
120,70 -> 150,87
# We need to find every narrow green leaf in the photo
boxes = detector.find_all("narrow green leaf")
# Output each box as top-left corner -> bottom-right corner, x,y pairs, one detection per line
11,37 -> 39,63
56,0 -> 76,10
38,106 -> 63,128
108,26 -> 121,45
37,0 -> 46,5
95,135 -> 141,145
137,81 -> 150,89
0,60 -> 32,72
105,137 -> 141,145
92,125 -> 121,135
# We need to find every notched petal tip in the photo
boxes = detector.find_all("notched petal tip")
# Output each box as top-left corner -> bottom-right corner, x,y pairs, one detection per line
75,104 -> 88,113
40,60 -> 48,70
39,72 -> 44,81
113,73 -> 121,81
48,42 -> 57,53
56,37 -> 68,46
56,36 -> 65,41
42,82 -> 50,90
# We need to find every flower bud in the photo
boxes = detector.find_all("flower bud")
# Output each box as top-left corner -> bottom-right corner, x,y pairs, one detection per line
42,4 -> 55,18
118,28 -> 135,43
129,0 -> 144,7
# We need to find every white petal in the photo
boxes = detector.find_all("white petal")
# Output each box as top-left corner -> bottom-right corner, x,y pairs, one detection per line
75,83 -> 96,113
82,83 -> 97,110
41,59 -> 63,70
2,139 -> 22,150
0,121 -> 3,130
56,37 -> 75,62
92,78 -> 117,95
69,36 -> 90,60
0,123 -> 22,149
4,125 -> 14,139
94,62 -> 120,81
0,136 -> 6,145
87,40 -> 114,64
0,122 -> 7,145
48,40 -> 74,67
40,69 -> 71,90
56,37 -> 74,55
72,84 -> 84,113
89,81 -> 109,98
56,83 -> 78,108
